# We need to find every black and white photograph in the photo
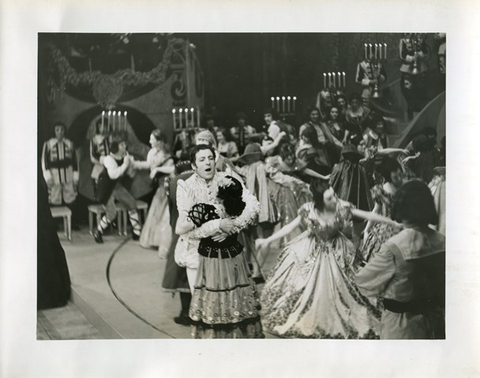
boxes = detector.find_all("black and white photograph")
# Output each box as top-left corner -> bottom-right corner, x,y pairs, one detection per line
1,1 -> 479,377
36,31 -> 446,341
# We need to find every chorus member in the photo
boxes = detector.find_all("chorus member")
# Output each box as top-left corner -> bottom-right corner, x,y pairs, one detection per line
138,130 -> 175,256
296,125 -> 331,175
90,118 -> 111,189
230,112 -> 258,153
403,134 -> 442,183
329,133 -> 374,247
344,93 -> 370,140
216,128 -> 239,160
399,33 -> 429,120
355,51 -> 387,106
93,136 -> 142,243
356,180 -> 445,339
364,115 -> 389,151
263,108 -> 290,142
256,180 -> 399,338
362,158 -> 405,262
41,122 -> 79,227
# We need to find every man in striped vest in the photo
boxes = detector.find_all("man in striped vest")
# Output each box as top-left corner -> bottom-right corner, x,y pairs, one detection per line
41,122 -> 79,211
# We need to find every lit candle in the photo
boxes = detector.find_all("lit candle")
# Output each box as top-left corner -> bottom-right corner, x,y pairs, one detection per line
196,106 -> 200,128
172,109 -> 176,129
124,111 -> 128,131
293,96 -> 297,113
323,73 -> 327,88
276,97 -> 280,112
113,111 -> 116,131
332,73 -> 336,88
117,111 -> 121,131
101,111 -> 105,133
328,73 -> 332,88
375,43 -> 378,59
185,108 -> 189,128
287,96 -> 291,113
179,108 -> 183,129
282,96 -> 285,113
379,44 -> 382,60
190,108 -> 194,128
108,111 -> 111,132
364,43 -> 367,60
343,72 -> 346,88
369,44 -> 373,59
271,97 -> 275,108
384,43 -> 387,60
337,72 -> 342,88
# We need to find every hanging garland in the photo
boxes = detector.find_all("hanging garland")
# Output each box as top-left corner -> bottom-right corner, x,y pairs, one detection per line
49,37 -> 179,89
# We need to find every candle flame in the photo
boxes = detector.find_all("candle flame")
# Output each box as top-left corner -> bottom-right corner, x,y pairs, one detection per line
293,96 -> 297,100
287,96 -> 291,100
282,96 -> 285,100
190,108 -> 194,112
185,108 -> 189,113
172,109 -> 176,113
179,109 -> 183,113
276,97 -> 280,100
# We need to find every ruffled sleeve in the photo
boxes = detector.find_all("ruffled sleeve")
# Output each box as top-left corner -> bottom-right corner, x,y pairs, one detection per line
297,202 -> 311,225
337,200 -> 354,223
231,184 -> 260,234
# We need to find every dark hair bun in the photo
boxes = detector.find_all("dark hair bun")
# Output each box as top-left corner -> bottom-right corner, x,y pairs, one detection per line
217,176 -> 246,216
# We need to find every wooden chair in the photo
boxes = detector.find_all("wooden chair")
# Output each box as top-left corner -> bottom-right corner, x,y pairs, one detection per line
50,206 -> 72,241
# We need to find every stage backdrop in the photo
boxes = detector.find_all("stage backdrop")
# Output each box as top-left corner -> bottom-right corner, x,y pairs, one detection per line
38,34 -> 204,201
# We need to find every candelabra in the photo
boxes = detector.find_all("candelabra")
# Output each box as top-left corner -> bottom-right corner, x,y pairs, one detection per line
363,42 -> 388,98
172,106 -> 201,131
271,95 -> 297,116
100,110 -> 128,133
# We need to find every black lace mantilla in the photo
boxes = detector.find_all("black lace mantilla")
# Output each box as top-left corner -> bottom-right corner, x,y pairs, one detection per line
188,203 -> 220,227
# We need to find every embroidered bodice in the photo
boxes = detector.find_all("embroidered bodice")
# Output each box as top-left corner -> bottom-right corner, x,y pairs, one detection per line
298,201 -> 353,242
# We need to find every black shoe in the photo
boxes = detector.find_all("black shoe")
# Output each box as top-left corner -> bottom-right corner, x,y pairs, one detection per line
173,315 -> 191,326
253,276 -> 265,285
93,229 -> 104,244
132,232 -> 140,241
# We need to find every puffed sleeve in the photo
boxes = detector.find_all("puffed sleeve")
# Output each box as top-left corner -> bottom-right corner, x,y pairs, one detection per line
177,179 -> 221,239
371,185 -> 384,205
297,202 -> 311,227
230,184 -> 260,234
355,241 -> 396,297
337,200 -> 354,223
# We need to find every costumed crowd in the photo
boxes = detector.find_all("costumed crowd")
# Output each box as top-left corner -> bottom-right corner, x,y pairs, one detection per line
41,34 -> 446,340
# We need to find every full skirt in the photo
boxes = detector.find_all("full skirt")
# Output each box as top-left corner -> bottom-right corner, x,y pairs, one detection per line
261,232 -> 379,338
140,183 -> 172,256
189,251 -> 264,339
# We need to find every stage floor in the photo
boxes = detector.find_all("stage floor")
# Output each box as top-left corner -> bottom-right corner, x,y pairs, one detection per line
54,226 -> 282,339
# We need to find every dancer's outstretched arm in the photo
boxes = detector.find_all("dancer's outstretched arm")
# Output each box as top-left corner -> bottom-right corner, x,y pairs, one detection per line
255,216 -> 302,251
352,208 -> 401,227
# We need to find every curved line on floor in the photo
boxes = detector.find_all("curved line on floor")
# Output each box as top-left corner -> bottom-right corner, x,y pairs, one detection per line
105,237 -> 176,339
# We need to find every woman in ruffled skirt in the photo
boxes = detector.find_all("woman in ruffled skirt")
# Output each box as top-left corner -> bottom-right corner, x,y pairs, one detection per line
256,180 -> 399,338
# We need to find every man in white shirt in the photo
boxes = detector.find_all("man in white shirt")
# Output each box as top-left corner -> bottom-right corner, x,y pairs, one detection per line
93,136 -> 142,243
